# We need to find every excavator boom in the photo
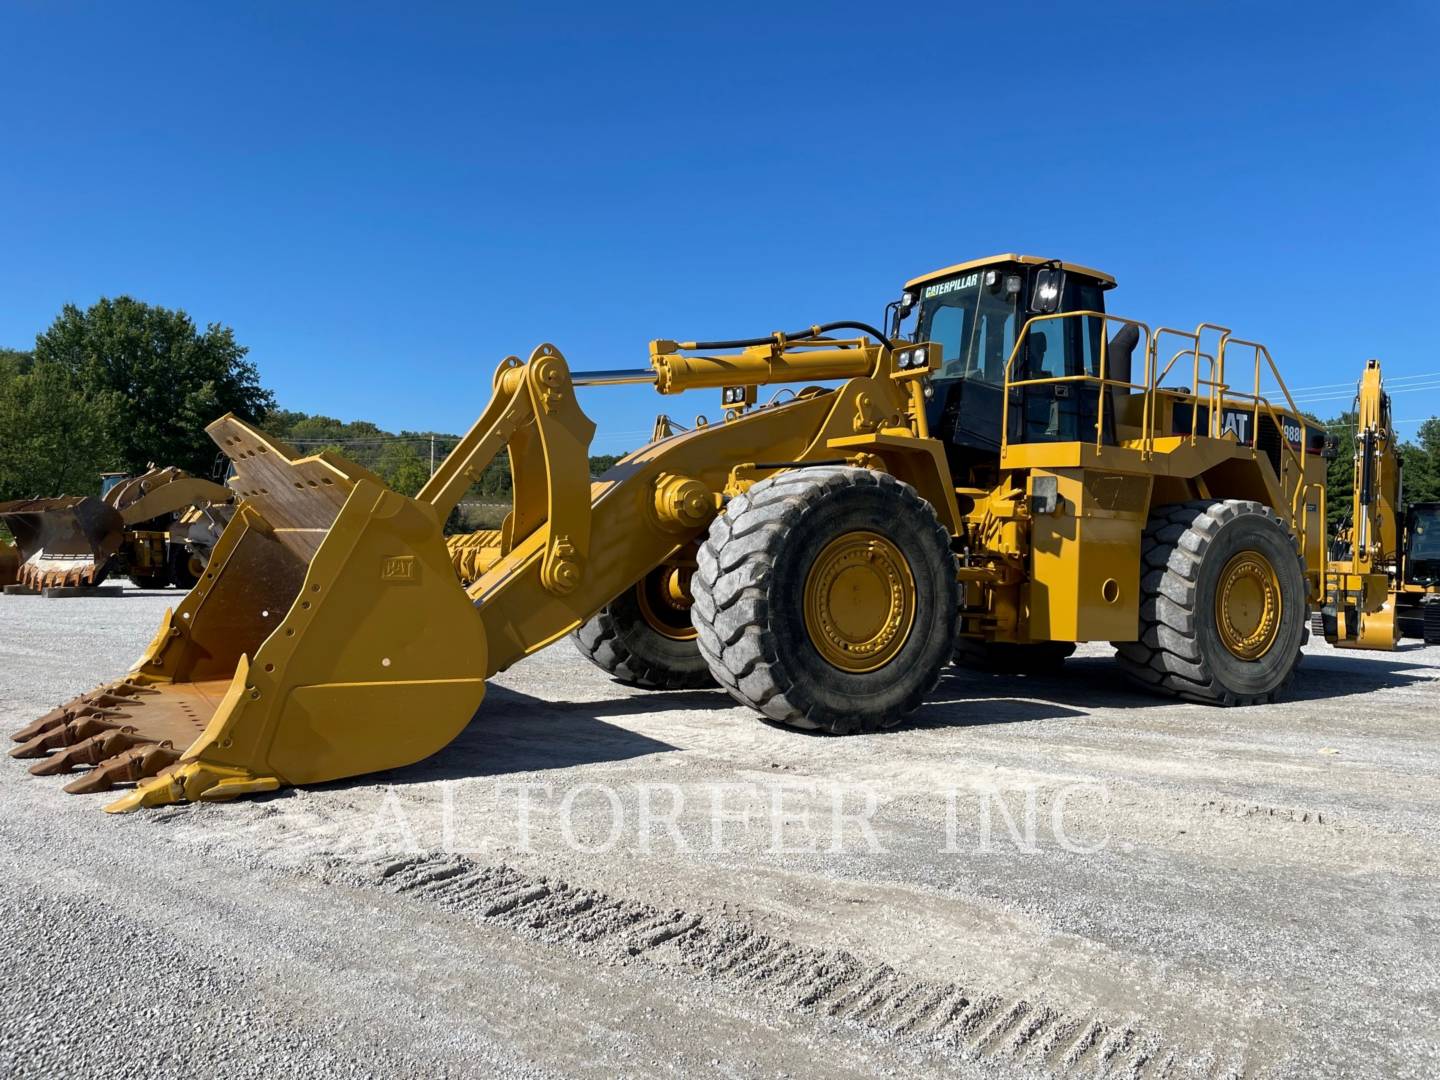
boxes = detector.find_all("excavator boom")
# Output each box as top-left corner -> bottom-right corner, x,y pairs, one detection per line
1319,359 -> 1404,649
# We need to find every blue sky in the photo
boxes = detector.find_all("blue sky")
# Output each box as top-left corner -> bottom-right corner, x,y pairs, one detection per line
2,1 -> 1437,453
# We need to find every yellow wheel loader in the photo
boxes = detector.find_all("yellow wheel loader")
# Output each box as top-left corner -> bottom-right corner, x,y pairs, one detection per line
1315,359 -> 1440,648
11,254 -> 1335,810
0,466 -> 233,592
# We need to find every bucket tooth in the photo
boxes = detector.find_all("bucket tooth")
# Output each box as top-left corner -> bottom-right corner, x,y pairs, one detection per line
9,714 -> 129,759
27,729 -> 148,776
103,760 -> 280,811
12,682 -> 155,743
63,743 -> 179,795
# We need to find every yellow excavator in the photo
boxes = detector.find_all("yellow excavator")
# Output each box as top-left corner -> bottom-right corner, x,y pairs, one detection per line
11,254 -> 1337,811
1315,360 -> 1440,648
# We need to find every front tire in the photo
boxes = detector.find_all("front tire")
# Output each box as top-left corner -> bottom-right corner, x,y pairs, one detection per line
691,466 -> 958,733
1115,500 -> 1308,704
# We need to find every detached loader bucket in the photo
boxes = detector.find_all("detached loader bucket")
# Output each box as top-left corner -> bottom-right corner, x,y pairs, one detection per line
446,529 -> 505,585
0,496 -> 125,589
10,416 -> 488,811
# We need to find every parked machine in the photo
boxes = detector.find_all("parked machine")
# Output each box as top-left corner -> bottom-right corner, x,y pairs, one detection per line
12,254 -> 1338,810
1315,359 -> 1440,647
0,466 -> 233,591
1399,502 -> 1440,643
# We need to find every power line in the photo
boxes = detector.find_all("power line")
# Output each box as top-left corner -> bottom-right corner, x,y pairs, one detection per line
285,435 -> 457,445
1291,382 -> 1440,406
1282,370 -> 1440,394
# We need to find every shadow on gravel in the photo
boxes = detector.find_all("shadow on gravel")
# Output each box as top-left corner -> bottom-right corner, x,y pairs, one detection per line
322,652 -> 1435,793
912,683 -> 1090,728
1288,652 -> 1434,700
375,684 -> 681,786
931,657 -> 1167,713
929,650 -> 1434,715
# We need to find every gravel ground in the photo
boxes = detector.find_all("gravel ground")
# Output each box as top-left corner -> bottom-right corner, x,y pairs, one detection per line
2,585 -> 1438,1078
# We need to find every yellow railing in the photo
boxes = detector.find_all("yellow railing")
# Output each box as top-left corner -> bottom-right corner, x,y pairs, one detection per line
1002,312 -> 1307,466
999,311 -> 1153,458
1000,314 -> 1310,483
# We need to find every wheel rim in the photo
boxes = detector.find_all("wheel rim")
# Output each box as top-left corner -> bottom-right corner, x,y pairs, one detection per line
1215,549 -> 1282,660
803,531 -> 916,672
187,554 -> 206,579
635,566 -> 698,642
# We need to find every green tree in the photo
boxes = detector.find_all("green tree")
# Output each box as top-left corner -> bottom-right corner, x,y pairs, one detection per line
259,408 -> 635,507
1321,412 -> 1356,533
1420,417 -> 1440,459
0,347 -> 33,375
1403,417 -> 1440,506
33,297 -> 274,477
376,442 -> 430,496
0,353 -> 123,500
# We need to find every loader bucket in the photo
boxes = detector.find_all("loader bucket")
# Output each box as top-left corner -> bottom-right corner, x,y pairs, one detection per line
0,496 -> 125,589
446,529 -> 505,585
10,415 -> 488,811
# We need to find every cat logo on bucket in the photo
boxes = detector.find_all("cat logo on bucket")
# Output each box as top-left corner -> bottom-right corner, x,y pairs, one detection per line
381,555 -> 417,582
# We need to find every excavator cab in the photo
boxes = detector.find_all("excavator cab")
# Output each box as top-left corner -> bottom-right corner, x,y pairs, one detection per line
901,256 -> 1124,479
1403,503 -> 1440,588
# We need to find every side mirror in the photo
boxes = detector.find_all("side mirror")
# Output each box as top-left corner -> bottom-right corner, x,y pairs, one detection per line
1028,268 -> 1065,314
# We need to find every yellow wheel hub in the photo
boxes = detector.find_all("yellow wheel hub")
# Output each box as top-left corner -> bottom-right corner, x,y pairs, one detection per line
636,566 -> 698,642
803,531 -> 916,673
1215,549 -> 1282,660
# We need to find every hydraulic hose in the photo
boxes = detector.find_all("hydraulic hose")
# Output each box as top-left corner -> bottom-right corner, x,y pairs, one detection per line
687,321 -> 894,351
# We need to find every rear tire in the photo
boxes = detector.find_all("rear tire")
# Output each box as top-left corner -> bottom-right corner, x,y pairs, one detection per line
952,638 -> 1075,674
1114,500 -> 1308,705
691,466 -> 958,733
572,568 -> 714,690
168,546 -> 200,589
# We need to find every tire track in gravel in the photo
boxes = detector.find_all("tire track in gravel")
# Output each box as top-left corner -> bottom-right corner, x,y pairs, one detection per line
375,852 -> 1249,1079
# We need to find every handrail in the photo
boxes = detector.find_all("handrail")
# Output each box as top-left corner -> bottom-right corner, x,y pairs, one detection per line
1296,479 -> 1326,582
999,312 -> 1315,530
999,311 -> 1153,457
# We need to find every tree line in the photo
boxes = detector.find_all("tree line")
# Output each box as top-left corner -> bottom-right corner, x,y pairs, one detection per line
1,298 -> 271,500
0,298 -> 623,512
260,408 -> 624,501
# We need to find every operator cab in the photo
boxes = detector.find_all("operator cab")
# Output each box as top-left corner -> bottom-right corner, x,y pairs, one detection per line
894,255 -> 1129,479
1404,503 -> 1440,588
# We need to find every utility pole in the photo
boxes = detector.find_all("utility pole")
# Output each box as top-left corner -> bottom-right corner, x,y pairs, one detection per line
430,434 -> 436,476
